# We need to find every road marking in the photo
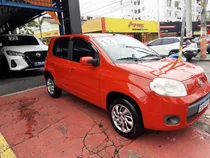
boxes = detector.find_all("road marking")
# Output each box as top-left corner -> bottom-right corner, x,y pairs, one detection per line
0,133 -> 16,158
0,85 -> 45,98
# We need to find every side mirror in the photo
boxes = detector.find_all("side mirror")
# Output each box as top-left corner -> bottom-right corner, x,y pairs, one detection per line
80,56 -> 99,67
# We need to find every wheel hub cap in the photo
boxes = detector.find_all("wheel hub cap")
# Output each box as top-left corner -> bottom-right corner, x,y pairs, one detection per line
47,78 -> 55,94
111,104 -> 134,133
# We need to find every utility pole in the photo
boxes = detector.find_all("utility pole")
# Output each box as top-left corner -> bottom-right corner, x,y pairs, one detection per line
178,0 -> 187,60
200,0 -> 207,58
157,0 -> 160,38
186,0 -> 192,38
38,17 -> 43,41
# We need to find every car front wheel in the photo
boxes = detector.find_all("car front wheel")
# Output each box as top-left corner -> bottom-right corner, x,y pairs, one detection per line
46,75 -> 62,98
109,98 -> 144,139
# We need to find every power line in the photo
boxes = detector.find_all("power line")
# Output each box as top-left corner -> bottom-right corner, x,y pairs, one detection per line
95,2 -> 131,17
84,2 -> 130,16
81,0 -> 107,13
82,0 -> 122,15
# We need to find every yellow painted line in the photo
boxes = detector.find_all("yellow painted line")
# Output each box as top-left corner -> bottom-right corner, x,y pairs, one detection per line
0,133 -> 16,158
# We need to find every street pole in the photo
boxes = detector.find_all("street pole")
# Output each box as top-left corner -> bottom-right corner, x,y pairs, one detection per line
186,0 -> 192,38
157,0 -> 160,38
178,0 -> 187,60
200,0 -> 207,58
38,17 -> 43,41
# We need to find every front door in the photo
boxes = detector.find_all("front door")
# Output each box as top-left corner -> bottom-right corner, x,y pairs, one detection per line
66,37 -> 101,105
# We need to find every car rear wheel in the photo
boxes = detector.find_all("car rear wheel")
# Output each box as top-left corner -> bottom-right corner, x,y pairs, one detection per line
46,75 -> 62,98
109,98 -> 144,139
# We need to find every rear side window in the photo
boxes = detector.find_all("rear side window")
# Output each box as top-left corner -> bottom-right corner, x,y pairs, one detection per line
149,39 -> 161,46
53,38 -> 70,59
161,38 -> 177,45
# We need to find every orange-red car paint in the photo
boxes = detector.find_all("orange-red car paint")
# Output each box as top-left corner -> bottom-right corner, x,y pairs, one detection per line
45,34 -> 210,131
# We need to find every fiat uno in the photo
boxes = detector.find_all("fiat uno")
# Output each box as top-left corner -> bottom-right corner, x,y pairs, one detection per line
44,34 -> 210,138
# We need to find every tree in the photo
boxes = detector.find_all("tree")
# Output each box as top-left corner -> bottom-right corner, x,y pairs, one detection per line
19,20 -> 39,34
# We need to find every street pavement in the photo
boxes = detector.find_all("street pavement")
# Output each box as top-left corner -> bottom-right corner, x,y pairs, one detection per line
0,61 -> 209,158
0,70 -> 45,96
0,87 -> 210,158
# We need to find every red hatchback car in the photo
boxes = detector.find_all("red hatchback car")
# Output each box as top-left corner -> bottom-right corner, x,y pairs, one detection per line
44,34 -> 210,138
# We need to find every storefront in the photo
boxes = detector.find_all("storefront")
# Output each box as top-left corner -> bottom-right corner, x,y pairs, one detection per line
159,22 -> 181,37
82,18 -> 159,42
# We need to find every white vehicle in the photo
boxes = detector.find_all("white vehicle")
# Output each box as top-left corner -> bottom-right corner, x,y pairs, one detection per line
0,34 -> 48,75
147,37 -> 199,60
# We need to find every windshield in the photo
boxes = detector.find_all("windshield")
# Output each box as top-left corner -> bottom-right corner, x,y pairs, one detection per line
93,35 -> 159,62
0,35 -> 39,46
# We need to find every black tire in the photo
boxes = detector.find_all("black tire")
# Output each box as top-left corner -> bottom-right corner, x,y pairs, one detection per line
186,56 -> 192,61
46,75 -> 62,98
109,98 -> 144,139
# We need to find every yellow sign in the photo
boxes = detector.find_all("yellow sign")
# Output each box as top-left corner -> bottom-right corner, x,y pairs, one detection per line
104,18 -> 158,33
82,18 -> 102,33
34,30 -> 60,38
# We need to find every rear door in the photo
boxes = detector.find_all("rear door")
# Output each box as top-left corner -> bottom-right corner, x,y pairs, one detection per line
52,37 -> 72,89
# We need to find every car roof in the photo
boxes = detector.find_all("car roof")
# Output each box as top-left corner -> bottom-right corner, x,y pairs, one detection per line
55,33 -> 122,39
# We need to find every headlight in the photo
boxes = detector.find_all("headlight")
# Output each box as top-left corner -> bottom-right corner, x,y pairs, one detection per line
6,51 -> 24,56
150,78 -> 187,97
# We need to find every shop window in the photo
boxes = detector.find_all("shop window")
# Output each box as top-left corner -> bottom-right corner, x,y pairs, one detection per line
167,0 -> 172,7
167,10 -> 172,17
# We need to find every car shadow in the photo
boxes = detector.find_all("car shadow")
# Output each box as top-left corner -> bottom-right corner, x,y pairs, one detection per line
62,92 -> 202,143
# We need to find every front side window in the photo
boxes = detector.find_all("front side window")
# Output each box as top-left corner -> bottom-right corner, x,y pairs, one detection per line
93,35 -> 159,63
53,38 -> 69,59
72,38 -> 97,63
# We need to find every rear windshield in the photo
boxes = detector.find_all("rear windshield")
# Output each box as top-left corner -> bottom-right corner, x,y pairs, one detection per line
0,35 -> 39,46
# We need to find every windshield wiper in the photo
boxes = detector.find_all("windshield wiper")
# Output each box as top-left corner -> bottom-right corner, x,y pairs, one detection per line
140,54 -> 160,59
116,57 -> 142,61
123,45 -> 160,56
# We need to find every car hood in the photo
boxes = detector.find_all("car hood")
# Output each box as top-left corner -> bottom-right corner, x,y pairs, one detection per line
116,58 -> 203,81
3,45 -> 48,53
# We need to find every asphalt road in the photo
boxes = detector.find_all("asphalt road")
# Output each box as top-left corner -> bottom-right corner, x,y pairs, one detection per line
0,62 -> 209,96
0,69 -> 45,96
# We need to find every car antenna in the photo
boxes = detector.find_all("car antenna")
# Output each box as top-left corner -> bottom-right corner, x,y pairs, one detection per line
106,25 -> 115,36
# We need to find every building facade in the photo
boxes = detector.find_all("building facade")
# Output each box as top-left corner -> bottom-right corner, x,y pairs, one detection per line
107,0 -> 201,22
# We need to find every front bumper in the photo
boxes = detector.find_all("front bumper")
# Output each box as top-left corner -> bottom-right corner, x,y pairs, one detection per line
5,55 -> 45,71
142,83 -> 210,131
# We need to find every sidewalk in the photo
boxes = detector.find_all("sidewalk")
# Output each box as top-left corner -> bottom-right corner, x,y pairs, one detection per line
0,87 -> 210,158
192,54 -> 210,61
